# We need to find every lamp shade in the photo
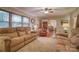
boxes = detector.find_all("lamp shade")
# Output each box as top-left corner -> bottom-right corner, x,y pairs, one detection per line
62,23 -> 69,27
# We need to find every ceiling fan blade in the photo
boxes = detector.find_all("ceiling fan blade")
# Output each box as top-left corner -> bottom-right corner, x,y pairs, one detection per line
49,11 -> 54,13
31,9 -> 43,12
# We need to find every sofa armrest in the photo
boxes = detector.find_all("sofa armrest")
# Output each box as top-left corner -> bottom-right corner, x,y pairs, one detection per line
56,32 -> 68,37
10,36 -> 24,47
0,36 -> 11,52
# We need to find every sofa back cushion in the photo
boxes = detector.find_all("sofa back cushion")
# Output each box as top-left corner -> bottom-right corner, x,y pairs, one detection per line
18,31 -> 26,36
71,34 -> 79,46
71,28 -> 79,37
25,27 -> 31,34
0,28 -> 18,38
70,28 -> 79,46
16,27 -> 26,36
6,32 -> 18,38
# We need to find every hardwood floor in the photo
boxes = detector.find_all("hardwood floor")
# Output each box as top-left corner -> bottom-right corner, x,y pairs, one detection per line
18,36 -> 57,52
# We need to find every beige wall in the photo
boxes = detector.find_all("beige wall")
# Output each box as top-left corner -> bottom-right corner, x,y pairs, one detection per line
41,15 -> 74,33
71,8 -> 79,29
0,7 -> 32,18
56,19 -> 64,33
39,18 -> 65,33
1,7 -> 78,33
56,8 -> 79,33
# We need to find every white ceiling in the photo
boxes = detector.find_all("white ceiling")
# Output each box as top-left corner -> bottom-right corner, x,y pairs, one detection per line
15,7 -> 77,18
0,7 -> 77,18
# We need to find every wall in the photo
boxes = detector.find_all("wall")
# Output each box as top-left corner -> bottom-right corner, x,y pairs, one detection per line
35,8 -> 79,33
30,17 -> 40,31
39,18 -> 65,33
71,8 -> 79,29
0,7 -> 32,18
48,20 -> 57,28
56,9 -> 79,34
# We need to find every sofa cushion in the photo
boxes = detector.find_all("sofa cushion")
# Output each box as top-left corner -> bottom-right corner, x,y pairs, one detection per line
57,39 -> 64,45
11,42 -> 24,52
57,32 -> 68,37
0,28 -> 16,33
25,27 -> 31,34
0,28 -> 18,38
71,28 -> 79,37
24,35 -> 33,41
10,37 -> 24,47
55,44 -> 66,52
65,45 -> 77,52
16,27 -> 26,36
18,31 -> 26,36
62,40 -> 71,46
57,35 -> 69,40
0,32 -> 18,38
71,34 -> 79,46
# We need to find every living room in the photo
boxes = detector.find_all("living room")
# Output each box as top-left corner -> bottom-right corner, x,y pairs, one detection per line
0,7 -> 79,52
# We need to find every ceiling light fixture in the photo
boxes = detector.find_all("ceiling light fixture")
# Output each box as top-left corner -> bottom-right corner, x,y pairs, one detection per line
44,11 -> 49,14
41,8 -> 53,14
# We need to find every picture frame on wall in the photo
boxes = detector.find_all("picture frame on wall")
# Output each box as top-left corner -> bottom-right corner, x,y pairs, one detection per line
31,18 -> 35,23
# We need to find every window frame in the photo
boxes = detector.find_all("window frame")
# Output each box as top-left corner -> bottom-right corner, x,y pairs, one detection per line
12,14 -> 23,27
0,10 -> 9,28
0,9 -> 30,28
22,16 -> 30,27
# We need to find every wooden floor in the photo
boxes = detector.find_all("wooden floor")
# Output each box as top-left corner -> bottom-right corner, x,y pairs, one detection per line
18,36 -> 57,52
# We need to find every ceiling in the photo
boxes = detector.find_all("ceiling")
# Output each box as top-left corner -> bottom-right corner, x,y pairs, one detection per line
0,7 -> 77,18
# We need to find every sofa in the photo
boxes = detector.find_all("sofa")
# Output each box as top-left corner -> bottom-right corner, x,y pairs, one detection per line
55,28 -> 79,52
70,28 -> 79,50
54,35 -> 78,52
0,27 -> 38,52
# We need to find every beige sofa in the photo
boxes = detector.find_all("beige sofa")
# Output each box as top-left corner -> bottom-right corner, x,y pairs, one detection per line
70,28 -> 79,50
0,27 -> 38,52
54,35 -> 77,52
55,28 -> 79,52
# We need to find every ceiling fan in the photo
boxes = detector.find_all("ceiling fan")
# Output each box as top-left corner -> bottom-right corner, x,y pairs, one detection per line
31,7 -> 75,14
40,8 -> 54,14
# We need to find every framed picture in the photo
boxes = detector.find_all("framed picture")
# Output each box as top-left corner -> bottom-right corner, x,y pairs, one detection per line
31,18 -> 35,23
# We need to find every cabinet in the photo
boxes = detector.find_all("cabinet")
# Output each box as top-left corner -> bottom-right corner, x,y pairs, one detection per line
39,21 -> 48,36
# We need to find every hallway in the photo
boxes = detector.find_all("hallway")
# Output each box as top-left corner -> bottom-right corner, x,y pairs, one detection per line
18,36 -> 57,52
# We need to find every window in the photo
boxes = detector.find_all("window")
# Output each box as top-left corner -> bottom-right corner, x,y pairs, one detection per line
0,11 -> 9,28
12,14 -> 22,27
23,17 -> 29,27
0,11 -> 30,28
